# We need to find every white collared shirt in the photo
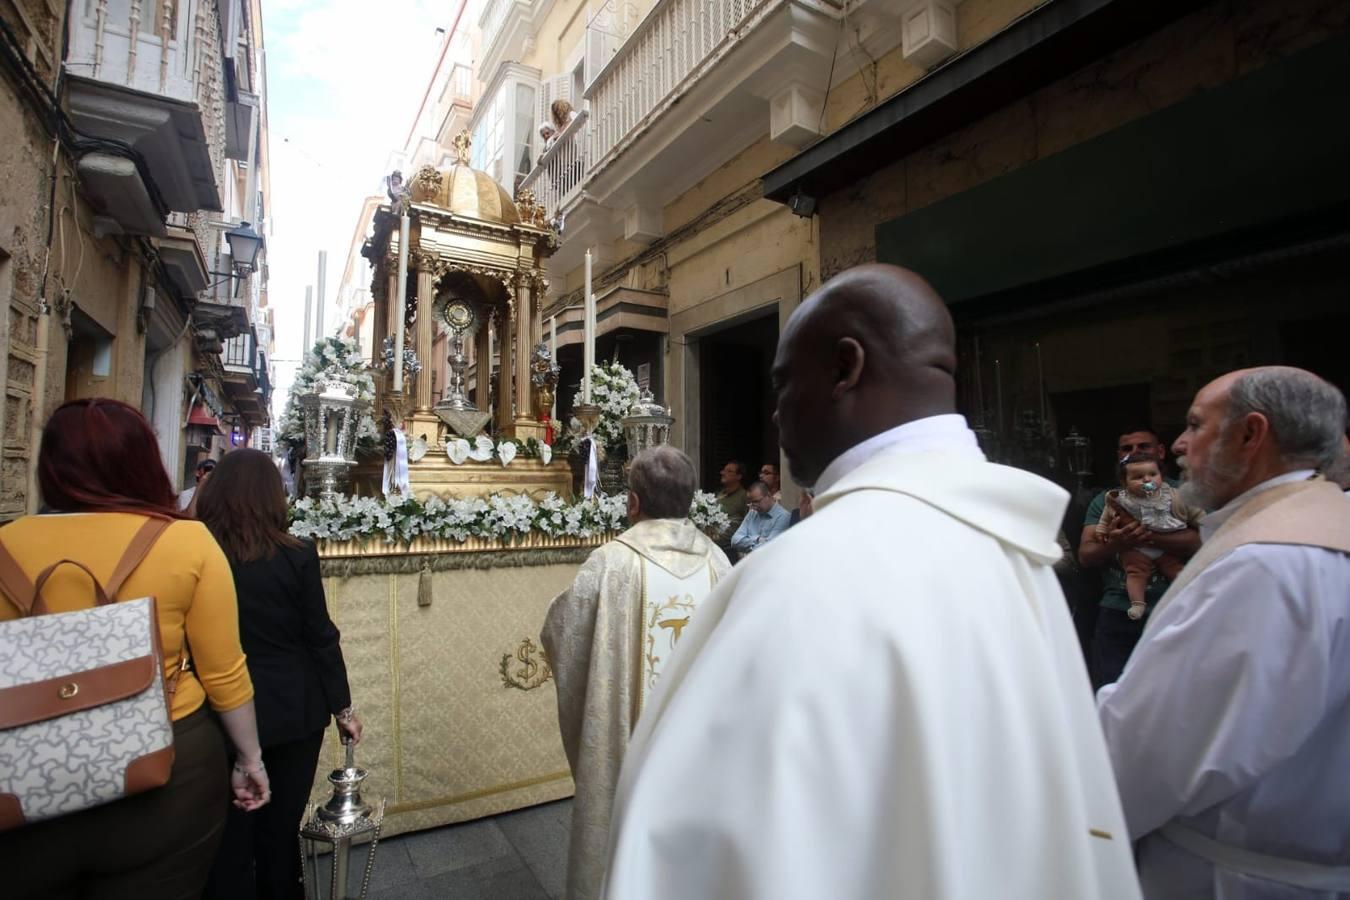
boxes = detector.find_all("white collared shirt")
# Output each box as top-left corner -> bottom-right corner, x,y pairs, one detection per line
812,414 -> 983,495
1198,468 -> 1316,540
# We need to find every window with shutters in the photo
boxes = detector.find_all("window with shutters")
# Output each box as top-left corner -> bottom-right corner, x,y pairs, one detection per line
470,65 -> 542,193
538,73 -> 573,130
513,82 -> 537,184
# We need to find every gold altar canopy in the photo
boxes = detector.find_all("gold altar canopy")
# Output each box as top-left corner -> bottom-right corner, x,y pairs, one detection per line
363,133 -> 567,498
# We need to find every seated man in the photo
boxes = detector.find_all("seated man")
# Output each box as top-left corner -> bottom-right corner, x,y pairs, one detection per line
759,461 -> 783,502
541,445 -> 731,900
715,459 -> 748,557
731,480 -> 790,556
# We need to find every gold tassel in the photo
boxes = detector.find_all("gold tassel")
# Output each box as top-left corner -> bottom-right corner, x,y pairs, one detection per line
417,562 -> 433,607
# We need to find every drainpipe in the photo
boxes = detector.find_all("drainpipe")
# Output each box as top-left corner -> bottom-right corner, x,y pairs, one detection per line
27,308 -> 51,514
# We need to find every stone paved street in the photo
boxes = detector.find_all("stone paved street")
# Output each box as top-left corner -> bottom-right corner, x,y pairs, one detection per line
363,799 -> 571,900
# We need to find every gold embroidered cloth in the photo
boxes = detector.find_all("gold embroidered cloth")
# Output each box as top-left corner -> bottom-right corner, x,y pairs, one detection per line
309,555 -> 584,838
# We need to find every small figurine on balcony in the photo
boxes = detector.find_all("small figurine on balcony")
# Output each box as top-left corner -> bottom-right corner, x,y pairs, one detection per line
515,189 -> 549,229
385,170 -> 408,215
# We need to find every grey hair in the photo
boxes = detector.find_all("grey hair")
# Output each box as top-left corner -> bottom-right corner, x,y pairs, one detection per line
746,481 -> 771,497
628,445 -> 697,519
1225,367 -> 1347,471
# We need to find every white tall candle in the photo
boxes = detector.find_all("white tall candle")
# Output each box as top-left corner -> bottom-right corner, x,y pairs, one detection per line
583,249 -> 595,404
393,213 -> 411,393
549,316 -> 559,422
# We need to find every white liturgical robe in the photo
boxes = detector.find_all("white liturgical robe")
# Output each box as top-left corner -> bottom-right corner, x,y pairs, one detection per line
602,419 -> 1142,900
1098,472 -> 1350,899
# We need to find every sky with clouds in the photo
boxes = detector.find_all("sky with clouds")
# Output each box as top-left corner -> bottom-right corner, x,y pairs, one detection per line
261,0 -> 453,412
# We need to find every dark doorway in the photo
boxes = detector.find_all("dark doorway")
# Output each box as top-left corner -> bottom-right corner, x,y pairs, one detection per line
1050,383 -> 1155,491
698,312 -> 779,493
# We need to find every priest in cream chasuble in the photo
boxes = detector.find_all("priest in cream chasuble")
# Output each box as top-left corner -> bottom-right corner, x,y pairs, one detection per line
542,446 -> 730,900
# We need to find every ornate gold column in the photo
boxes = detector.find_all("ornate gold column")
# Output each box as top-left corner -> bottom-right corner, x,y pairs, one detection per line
371,263 -> 389,375
513,275 -> 546,442
494,307 -> 514,437
474,324 -> 491,411
415,267 -> 436,411
404,266 -> 440,442
385,269 -> 398,353
514,277 -> 533,419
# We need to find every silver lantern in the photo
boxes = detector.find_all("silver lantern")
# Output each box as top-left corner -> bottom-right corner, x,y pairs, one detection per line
1061,426 -> 1094,479
622,389 -> 674,459
299,744 -> 386,900
300,380 -> 362,498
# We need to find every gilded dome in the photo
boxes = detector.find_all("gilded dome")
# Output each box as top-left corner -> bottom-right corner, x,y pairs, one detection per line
407,161 -> 521,225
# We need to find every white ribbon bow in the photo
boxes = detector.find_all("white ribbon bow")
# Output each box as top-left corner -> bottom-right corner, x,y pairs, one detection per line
383,429 -> 411,497
583,435 -> 600,499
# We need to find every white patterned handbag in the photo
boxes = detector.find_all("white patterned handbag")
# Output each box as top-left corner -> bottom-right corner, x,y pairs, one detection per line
0,517 -> 179,831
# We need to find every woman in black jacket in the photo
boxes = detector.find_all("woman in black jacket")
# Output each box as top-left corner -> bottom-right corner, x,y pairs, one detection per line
197,448 -> 363,900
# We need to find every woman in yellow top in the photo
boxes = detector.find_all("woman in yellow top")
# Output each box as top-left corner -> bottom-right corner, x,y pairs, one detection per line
0,398 -> 270,900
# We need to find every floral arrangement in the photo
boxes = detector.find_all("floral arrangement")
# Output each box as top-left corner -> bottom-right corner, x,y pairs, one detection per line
689,490 -> 732,537
289,489 -> 731,544
279,336 -> 380,453
380,338 -> 422,377
583,361 -> 641,451
443,435 -> 555,466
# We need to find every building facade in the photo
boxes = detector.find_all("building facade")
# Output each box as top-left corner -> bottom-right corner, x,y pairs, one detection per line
763,0 -> 1349,488
343,0 -> 1344,498
485,0 -> 906,494
0,0 -> 274,519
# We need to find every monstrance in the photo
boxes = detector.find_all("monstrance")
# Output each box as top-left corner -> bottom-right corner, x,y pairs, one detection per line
432,289 -> 493,438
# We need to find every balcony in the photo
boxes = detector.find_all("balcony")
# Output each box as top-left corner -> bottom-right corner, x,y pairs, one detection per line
522,0 -> 856,274
192,299 -> 248,355
479,0 -> 557,89
64,0 -> 226,235
222,330 -> 269,425
153,219 -> 209,304
521,110 -> 590,223
224,88 -> 259,162
434,64 -> 475,146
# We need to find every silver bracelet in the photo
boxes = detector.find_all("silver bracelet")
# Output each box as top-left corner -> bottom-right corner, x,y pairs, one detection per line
336,705 -> 356,722
233,760 -> 265,775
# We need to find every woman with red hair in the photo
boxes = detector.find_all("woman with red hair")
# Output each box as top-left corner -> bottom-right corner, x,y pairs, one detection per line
0,398 -> 270,899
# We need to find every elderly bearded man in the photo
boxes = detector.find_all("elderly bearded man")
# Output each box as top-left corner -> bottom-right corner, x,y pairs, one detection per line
600,265 -> 1141,900
1098,367 -> 1350,899
541,445 -> 730,900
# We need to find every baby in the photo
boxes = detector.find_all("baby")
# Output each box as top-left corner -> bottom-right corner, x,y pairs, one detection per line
1096,454 -> 1200,620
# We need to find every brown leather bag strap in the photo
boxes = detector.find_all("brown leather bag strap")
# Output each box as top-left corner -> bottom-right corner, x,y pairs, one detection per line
33,560 -> 113,612
105,518 -> 173,600
104,518 -> 183,698
0,537 -> 38,616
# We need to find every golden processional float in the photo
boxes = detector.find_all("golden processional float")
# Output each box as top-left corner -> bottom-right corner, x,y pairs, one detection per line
300,134 -> 604,841
364,131 -> 568,498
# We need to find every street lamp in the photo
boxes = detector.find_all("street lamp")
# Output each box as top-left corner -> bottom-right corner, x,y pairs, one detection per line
225,221 -> 264,273
203,221 -> 265,297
